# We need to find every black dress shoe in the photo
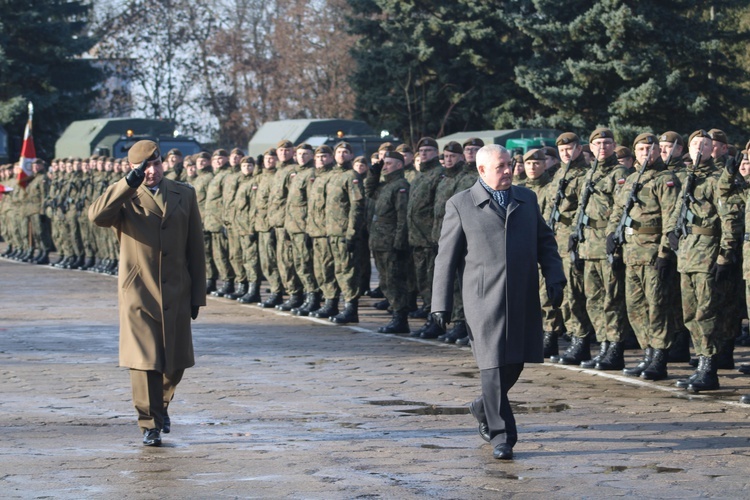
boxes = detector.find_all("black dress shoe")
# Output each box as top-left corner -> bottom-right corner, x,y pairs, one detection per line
469,401 -> 490,443
142,428 -> 162,446
741,394 -> 750,404
493,443 -> 513,460
162,412 -> 171,434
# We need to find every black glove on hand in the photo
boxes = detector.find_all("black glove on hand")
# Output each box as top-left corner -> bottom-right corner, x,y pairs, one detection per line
431,311 -> 448,332
567,234 -> 579,253
711,262 -> 732,283
191,306 -> 200,320
125,159 -> 148,188
370,159 -> 384,175
610,255 -> 625,271
546,282 -> 564,309
667,231 -> 680,251
305,234 -> 313,249
247,232 -> 257,244
573,258 -> 585,272
605,233 -> 617,255
726,156 -> 738,177
346,238 -> 356,253
654,257 -> 671,281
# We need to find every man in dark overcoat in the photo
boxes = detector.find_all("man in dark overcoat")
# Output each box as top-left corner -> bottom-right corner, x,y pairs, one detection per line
431,144 -> 565,460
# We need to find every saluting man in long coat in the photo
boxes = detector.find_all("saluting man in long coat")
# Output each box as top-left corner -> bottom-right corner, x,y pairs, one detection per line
431,144 -> 565,460
89,140 -> 206,446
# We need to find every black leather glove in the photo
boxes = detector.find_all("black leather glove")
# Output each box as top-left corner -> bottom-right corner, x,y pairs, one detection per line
125,159 -> 148,188
573,258 -> 585,272
605,233 -> 617,255
269,228 -> 276,246
610,255 -> 625,271
654,257 -> 671,281
370,159 -> 384,175
345,238 -> 356,253
305,233 -> 313,249
726,155 -> 738,177
667,231 -> 680,251
567,234 -> 579,253
546,282 -> 564,309
191,306 -> 200,320
247,232 -> 257,244
710,262 -> 732,283
431,311 -> 448,332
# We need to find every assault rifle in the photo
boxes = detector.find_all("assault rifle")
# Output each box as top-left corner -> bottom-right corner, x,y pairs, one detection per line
674,152 -> 701,238
547,162 -> 573,232
607,141 -> 658,264
569,156 -> 601,263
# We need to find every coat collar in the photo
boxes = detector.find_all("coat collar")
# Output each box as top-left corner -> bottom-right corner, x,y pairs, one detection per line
469,180 -> 523,218
134,184 -> 162,217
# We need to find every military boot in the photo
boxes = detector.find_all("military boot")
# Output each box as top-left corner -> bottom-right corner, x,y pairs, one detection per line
225,281 -> 248,300
675,356 -> 703,388
740,394 -> 750,404
420,318 -> 444,339
1,245 -> 12,257
366,287 -> 384,298
211,279 -> 234,297
331,299 -> 359,324
581,340 -> 609,368
292,292 -> 319,316
107,259 -> 119,275
687,356 -> 720,392
206,278 -> 217,294
373,299 -> 390,311
50,253 -> 64,266
543,331 -> 559,358
70,255 -> 85,269
276,292 -> 304,311
443,321 -> 468,344
408,305 -> 429,319
641,348 -> 668,380
34,250 -> 50,265
378,311 -> 410,334
623,347 -> 653,377
238,283 -> 261,304
407,292 -> 419,314
260,292 -> 284,308
410,316 -> 432,338
667,329 -> 691,363
558,335 -> 591,365
595,342 -> 624,371
310,298 -> 339,318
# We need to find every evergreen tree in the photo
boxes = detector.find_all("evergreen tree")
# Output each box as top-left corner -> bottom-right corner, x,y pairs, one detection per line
0,0 -> 102,158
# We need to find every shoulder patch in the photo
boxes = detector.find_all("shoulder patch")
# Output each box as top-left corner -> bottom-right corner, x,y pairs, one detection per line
252,185 -> 258,190
666,181 -> 675,187
617,178 -> 626,185
352,179 -> 359,184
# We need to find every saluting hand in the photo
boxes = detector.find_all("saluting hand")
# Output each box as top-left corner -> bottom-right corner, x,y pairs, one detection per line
126,159 -> 148,188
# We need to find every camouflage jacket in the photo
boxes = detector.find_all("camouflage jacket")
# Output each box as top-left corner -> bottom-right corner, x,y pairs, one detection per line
518,171 -> 552,216
221,167 -> 243,227
716,167 -> 750,277
284,160 -> 315,235
203,165 -> 232,232
606,159 -> 679,265
431,162 -> 469,243
544,154 -> 590,252
455,161 -> 479,192
24,174 -> 48,216
268,160 -> 297,229
253,167 -> 277,233
366,168 -> 409,252
407,157 -> 443,247
325,162 -> 364,239
231,173 -> 256,236
190,169 -> 214,224
403,163 -> 420,184
307,164 -> 334,238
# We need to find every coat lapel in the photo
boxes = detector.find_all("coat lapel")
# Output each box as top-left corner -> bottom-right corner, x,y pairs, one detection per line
506,186 -> 524,217
134,186 -> 163,217
162,180 -> 182,222
469,180 -> 508,220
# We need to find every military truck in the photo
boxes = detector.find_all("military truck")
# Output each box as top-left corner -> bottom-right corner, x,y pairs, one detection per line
55,118 -> 202,159
247,119 -> 401,159
436,129 -> 560,155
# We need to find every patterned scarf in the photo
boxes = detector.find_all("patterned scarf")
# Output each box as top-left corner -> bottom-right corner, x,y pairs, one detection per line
478,177 -> 508,208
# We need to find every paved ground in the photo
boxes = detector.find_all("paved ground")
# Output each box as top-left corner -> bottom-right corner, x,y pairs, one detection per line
2,257 -> 750,499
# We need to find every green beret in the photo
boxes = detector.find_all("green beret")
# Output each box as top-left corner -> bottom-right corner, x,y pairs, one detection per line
377,142 -> 393,152
523,148 -> 546,162
581,144 -> 591,154
463,137 -> 485,148
708,128 -> 728,144
556,132 -> 580,146
240,155 -> 255,164
128,140 -> 160,164
264,147 -> 277,157
166,148 -> 183,157
296,143 -> 314,152
335,141 -> 353,152
276,139 -> 294,149
212,149 -> 229,158
395,144 -> 413,153
90,155 -> 100,161
543,146 -> 559,159
688,129 -> 711,145
230,147 -> 245,156
742,149 -> 748,161
443,141 -> 463,154
353,156 -> 368,165
315,145 -> 333,155
589,128 -> 614,143
196,151 -> 211,161
384,151 -> 404,163
632,133 -> 657,149
416,137 -> 438,150
615,146 -> 633,159
658,131 -> 684,146
183,156 -> 196,166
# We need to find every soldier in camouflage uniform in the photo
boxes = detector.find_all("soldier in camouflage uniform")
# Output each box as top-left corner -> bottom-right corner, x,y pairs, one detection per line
567,128 -> 629,370
366,151 -> 411,333
26,160 -> 53,264
666,130 -> 739,393
221,148 -> 249,300
255,149 -> 285,308
352,156 -> 372,297
163,148 -> 186,182
62,158 -> 86,269
190,152 -> 217,292
205,149 -> 236,297
606,133 -> 679,380
231,156 -> 262,304
546,133 -> 595,364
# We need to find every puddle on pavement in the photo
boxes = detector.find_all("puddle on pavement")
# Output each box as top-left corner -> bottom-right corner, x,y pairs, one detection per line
604,465 -> 684,474
510,402 -> 570,414
367,400 -> 429,407
367,399 -> 569,415
454,371 -> 478,379
400,406 -> 470,415
486,470 -> 523,480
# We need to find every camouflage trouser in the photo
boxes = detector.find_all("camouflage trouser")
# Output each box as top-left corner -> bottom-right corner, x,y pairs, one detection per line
79,212 -> 97,257
407,248 -> 418,299
583,259 -> 627,343
372,249 -> 407,312
539,273 -> 564,334
412,245 -> 436,311
211,230 -> 234,281
666,259 -> 686,335
204,231 -> 218,280
239,234 -> 261,284
681,271 -> 719,356
715,270 -> 743,344
275,227 -> 302,295
329,236 -> 360,302
65,212 -> 84,256
53,213 -> 70,255
31,214 -> 53,252
356,230 -> 371,296
625,264 -> 670,350
312,236 -> 338,299
290,232 -> 318,292
451,274 -> 465,323
258,230 -> 282,293
561,257 -> 593,338
227,227 -> 246,283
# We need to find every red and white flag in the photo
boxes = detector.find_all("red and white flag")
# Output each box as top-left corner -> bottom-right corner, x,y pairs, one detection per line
17,102 -> 36,189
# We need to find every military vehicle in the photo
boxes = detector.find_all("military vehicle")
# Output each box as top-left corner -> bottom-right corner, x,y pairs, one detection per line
436,129 -> 560,155
55,118 -> 202,159
247,119 -> 401,159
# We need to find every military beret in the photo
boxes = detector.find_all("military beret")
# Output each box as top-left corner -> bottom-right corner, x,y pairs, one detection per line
296,143 -> 314,152
230,147 -> 245,156
658,131 -> 683,146
728,144 -> 738,157
370,152 -> 380,160
615,146 -> 633,159
196,151 -> 211,160
107,157 -> 115,163
90,155 -> 100,161
276,139 -> 294,149
556,132 -> 580,146
632,133 -> 657,149
416,137 -> 438,150
443,141 -> 463,154
167,148 -> 183,157
384,151 -> 404,163
523,148 -> 546,162
682,153 -> 694,165
240,155 -> 255,164
353,156 -> 368,166
378,142 -> 394,152
463,137 -> 485,148
212,148 -> 229,158
335,141 -> 352,152
183,156 -> 196,166
315,145 -> 333,155
543,146 -> 559,159
688,129 -> 711,145
589,128 -> 614,143
395,144 -> 413,153
128,140 -> 160,164
581,144 -> 591,154
708,128 -> 728,144
264,147 -> 277,157
73,157 -> 82,162
742,149 -> 749,161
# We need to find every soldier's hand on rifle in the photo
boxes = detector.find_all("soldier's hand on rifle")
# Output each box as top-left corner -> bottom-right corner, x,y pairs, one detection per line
605,233 -> 617,255
667,231 -> 680,251
654,256 -> 671,281
567,234 -> 579,253
546,282 -> 564,309
125,159 -> 148,188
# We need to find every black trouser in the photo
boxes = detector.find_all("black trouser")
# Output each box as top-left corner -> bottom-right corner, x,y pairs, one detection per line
130,369 -> 184,431
473,363 -> 524,447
